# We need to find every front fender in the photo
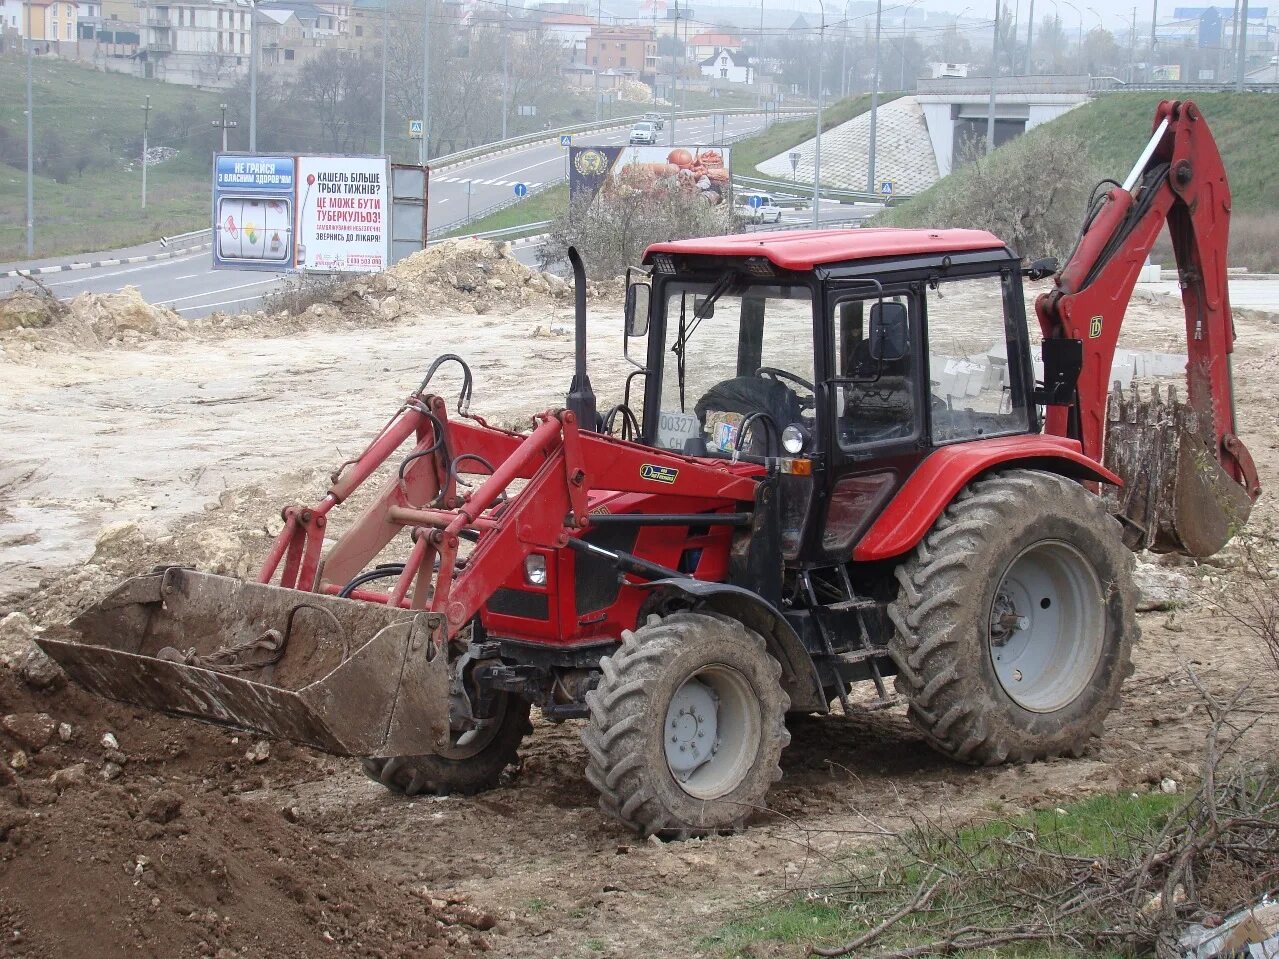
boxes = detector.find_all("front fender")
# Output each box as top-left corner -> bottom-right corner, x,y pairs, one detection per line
637,579 -> 827,713
853,436 -> 1121,563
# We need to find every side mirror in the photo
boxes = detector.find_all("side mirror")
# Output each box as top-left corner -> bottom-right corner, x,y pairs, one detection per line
624,274 -> 650,338
869,301 -> 909,362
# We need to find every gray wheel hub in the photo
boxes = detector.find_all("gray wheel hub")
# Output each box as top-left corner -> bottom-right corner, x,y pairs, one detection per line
663,664 -> 762,801
988,540 -> 1105,713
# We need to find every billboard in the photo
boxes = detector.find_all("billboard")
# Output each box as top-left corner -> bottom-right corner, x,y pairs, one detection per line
213,155 -> 295,269
213,153 -> 392,274
569,145 -> 731,210
295,155 -> 390,273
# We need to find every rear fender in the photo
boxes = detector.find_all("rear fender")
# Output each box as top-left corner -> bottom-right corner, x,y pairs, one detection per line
853,436 -> 1120,563
637,579 -> 827,713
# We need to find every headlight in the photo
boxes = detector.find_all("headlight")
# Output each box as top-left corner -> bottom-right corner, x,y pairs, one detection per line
524,554 -> 548,586
781,424 -> 808,455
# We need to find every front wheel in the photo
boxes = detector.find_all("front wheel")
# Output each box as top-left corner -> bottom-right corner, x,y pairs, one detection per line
888,469 -> 1137,765
582,611 -> 790,838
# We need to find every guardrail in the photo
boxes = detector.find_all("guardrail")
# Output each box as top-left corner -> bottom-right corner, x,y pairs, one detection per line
430,107 -> 814,172
734,173 -> 905,204
160,227 -> 212,249
432,113 -> 802,238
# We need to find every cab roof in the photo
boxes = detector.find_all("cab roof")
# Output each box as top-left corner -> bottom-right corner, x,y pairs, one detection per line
644,227 -> 1008,272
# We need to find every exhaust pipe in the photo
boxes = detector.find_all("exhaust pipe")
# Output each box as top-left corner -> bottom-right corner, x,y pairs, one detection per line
564,246 -> 598,431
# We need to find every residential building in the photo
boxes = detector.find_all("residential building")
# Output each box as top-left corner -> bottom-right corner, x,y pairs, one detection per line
928,62 -> 969,79
687,30 -> 739,62
699,46 -> 751,83
537,10 -> 591,63
585,25 -> 655,78
22,0 -> 80,48
1,0 -> 24,35
132,0 -> 253,87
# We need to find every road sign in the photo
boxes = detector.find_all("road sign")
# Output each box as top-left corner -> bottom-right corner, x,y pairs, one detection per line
879,180 -> 894,197
747,194 -> 764,209
560,134 -> 572,147
788,150 -> 801,176
514,182 -> 528,198
409,120 -> 424,140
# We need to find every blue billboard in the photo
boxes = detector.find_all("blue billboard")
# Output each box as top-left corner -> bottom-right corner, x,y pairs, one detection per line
213,155 -> 297,270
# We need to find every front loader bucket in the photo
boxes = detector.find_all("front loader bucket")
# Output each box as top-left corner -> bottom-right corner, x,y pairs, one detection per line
1103,383 -> 1253,557
36,568 -> 450,758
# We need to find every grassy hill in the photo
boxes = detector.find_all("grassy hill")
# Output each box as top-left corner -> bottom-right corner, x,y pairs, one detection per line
0,56 -> 222,261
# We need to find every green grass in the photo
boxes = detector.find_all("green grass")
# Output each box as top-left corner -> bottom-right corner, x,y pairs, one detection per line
730,92 -> 902,175
0,56 -> 220,260
444,182 -> 568,239
888,91 -> 1279,225
702,790 -> 1185,958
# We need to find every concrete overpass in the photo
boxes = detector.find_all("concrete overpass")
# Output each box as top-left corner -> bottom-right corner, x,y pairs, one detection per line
914,75 -> 1093,177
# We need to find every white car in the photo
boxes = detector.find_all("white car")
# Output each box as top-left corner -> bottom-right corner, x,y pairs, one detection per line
738,193 -> 784,224
629,122 -> 658,145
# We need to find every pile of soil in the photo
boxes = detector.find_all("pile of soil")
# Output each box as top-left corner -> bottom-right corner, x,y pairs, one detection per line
1,285 -> 186,349
0,634 -> 492,958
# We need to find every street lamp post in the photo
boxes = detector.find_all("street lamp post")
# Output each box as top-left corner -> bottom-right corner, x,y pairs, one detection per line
813,0 -> 824,228
141,95 -> 151,209
866,0 -> 882,194
419,0 -> 430,165
24,0 -> 33,255
987,0 -> 999,152
379,0 -> 388,154
249,0 -> 258,150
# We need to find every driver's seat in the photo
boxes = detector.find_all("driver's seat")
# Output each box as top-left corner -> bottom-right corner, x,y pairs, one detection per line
695,376 -> 803,456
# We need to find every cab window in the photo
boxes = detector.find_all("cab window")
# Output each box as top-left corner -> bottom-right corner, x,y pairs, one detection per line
833,293 -> 919,449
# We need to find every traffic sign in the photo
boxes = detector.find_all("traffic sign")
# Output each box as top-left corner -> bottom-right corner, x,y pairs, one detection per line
560,134 -> 572,147
747,195 -> 764,209
879,180 -> 894,197
409,120 -> 424,139
514,182 -> 528,198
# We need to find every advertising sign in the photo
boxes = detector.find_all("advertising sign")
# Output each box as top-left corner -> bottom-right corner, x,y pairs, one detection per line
213,155 -> 295,269
569,145 -> 731,210
295,156 -> 391,273
213,153 -> 392,274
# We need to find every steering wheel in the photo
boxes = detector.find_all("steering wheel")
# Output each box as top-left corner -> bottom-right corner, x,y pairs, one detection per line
756,366 -> 815,410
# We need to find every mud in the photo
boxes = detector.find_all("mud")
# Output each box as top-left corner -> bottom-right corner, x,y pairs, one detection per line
0,278 -> 1278,957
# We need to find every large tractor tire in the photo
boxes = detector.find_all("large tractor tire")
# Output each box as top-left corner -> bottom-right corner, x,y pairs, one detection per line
361,694 -> 532,796
582,611 -> 790,838
888,469 -> 1136,766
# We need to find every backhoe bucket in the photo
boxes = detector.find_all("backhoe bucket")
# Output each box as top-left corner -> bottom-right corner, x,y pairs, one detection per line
35,568 -> 450,758
1103,383 -> 1253,558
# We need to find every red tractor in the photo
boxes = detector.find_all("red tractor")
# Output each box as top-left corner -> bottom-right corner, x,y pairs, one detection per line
43,101 -> 1260,837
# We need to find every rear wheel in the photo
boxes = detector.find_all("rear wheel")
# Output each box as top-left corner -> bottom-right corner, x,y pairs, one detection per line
888,469 -> 1136,765
361,694 -> 532,796
583,611 -> 790,838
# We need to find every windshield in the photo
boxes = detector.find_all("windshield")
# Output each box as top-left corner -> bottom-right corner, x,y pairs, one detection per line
654,282 -> 814,457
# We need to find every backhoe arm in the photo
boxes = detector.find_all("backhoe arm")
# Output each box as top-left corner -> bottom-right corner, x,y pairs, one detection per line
1035,99 -> 1260,556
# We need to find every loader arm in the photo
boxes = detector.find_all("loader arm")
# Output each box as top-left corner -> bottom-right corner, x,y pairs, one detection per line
1035,99 -> 1260,555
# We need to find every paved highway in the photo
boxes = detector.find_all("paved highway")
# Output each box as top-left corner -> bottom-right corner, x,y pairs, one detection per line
0,113 -> 772,318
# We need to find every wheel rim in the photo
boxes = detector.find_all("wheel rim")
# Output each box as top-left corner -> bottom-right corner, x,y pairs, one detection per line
663,664 -> 761,801
436,695 -> 508,760
988,540 -> 1105,713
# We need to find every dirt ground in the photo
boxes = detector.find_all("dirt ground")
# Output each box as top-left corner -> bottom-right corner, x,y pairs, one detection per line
0,258 -> 1278,958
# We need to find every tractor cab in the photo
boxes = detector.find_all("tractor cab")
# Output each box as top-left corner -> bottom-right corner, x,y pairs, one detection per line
626,229 -> 1040,564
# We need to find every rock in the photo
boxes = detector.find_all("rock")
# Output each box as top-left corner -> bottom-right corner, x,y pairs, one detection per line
1134,561 -> 1192,612
1160,777 -> 1179,794
245,740 -> 270,764
100,762 -> 124,781
487,278 -> 507,291
9,751 -> 28,771
0,612 -> 38,666
57,722 -> 72,743
49,763 -> 89,791
101,732 -> 119,750
91,521 -> 143,563
2,713 -> 57,752
19,647 -> 65,691
143,790 -> 183,824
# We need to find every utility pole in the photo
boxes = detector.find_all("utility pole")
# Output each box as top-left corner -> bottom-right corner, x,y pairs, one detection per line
669,0 -> 679,146
866,0 -> 882,194
986,0 -> 999,153
500,0 -> 509,140
1128,7 -> 1136,82
419,0 -> 430,165
141,95 -> 151,209
813,0 -> 824,228
1235,0 -> 1248,90
1025,0 -> 1035,73
25,0 -> 33,256
379,0 -> 388,154
212,102 -> 237,151
249,0 -> 258,150
840,0 -> 848,98
1150,0 -> 1158,72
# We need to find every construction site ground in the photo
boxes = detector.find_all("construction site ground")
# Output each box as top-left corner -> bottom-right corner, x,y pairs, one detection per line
0,246 -> 1277,958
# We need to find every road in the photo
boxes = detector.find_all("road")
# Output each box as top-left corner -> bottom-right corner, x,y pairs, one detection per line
0,113 -> 772,318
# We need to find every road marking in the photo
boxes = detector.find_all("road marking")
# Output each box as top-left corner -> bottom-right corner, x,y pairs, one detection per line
162,277 -> 280,306
438,198 -> 450,204
174,291 -> 273,314
44,252 -> 205,287
172,272 -> 206,280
